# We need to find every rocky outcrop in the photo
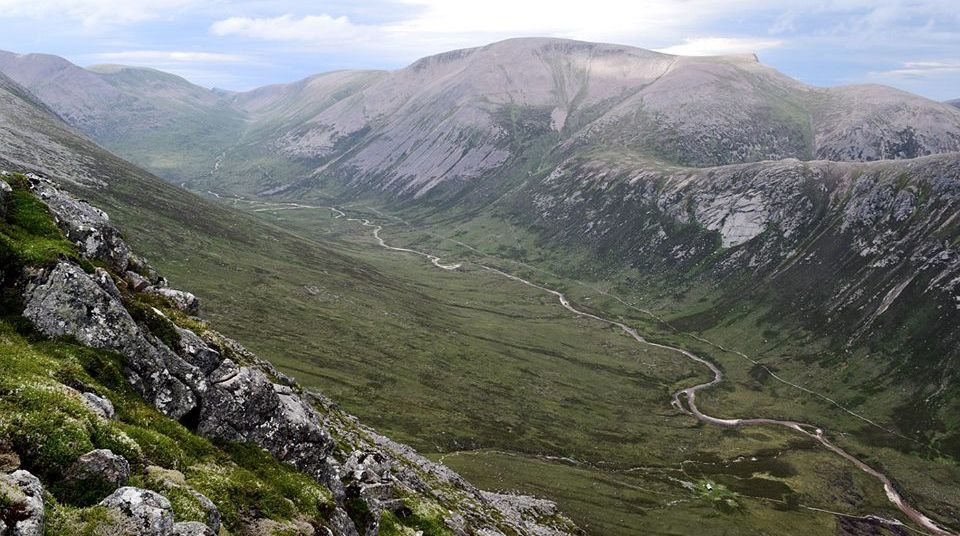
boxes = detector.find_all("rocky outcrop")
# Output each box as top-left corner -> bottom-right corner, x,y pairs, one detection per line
99,487 -> 174,536
29,176 -> 130,271
0,470 -> 44,536
197,359 -> 338,487
22,261 -> 205,420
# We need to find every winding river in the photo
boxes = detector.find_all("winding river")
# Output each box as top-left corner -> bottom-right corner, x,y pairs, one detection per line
239,197 -> 958,536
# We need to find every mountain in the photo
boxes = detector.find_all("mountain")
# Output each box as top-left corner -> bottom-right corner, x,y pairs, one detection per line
0,70 -> 579,536
949,98 -> 960,109
3,39 -> 960,196
0,51 -> 244,181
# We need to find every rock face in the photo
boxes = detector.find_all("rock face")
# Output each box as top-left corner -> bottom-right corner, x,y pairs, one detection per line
0,470 -> 44,536
197,360 -> 338,487
22,261 -> 205,420
99,487 -> 174,536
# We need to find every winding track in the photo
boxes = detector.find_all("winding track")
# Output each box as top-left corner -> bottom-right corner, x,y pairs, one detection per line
235,196 -> 958,536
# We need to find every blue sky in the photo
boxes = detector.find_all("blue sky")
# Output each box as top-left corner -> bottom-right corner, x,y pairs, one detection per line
0,0 -> 957,100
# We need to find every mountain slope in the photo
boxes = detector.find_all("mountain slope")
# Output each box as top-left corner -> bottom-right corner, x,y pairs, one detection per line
3,39 -> 960,197
0,51 -> 244,181
949,99 -> 960,109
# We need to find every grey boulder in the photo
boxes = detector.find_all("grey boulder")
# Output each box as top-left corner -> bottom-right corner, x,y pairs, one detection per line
197,361 -> 336,484
64,449 -> 130,496
99,487 -> 174,536
28,177 -> 131,272
0,470 -> 44,536
81,392 -> 116,420
151,288 -> 200,315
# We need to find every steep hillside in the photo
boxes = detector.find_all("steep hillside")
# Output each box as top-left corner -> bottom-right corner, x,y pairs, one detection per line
949,99 -> 960,109
0,172 -> 577,535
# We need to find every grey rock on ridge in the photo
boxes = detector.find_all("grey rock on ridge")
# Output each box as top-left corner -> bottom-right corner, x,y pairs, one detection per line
15,177 -> 579,536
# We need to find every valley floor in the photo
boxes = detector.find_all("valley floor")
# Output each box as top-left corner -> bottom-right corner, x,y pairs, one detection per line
149,191 -> 959,536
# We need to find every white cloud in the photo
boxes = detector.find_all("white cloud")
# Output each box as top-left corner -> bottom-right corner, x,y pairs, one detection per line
654,37 -> 784,56
872,60 -> 960,79
210,14 -> 377,45
93,50 -> 248,63
0,0 -> 205,27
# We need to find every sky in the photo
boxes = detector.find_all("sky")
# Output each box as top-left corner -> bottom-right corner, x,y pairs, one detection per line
0,0 -> 957,100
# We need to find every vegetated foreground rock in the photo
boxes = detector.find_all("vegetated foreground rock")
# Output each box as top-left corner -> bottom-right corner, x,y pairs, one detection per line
3,172 -> 581,536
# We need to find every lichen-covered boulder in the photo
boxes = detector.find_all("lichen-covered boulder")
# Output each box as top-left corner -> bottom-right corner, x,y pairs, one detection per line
63,450 -> 130,502
99,487 -> 173,536
174,327 -> 222,375
171,521 -> 214,536
81,392 -> 116,420
0,470 -> 45,536
197,361 -> 336,483
22,262 -> 205,419
28,177 -> 131,272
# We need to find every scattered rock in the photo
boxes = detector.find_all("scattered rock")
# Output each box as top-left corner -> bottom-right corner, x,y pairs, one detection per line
99,487 -> 174,536
189,490 -> 221,534
0,470 -> 44,536
124,270 -> 152,292
81,392 -> 116,420
64,449 -> 130,500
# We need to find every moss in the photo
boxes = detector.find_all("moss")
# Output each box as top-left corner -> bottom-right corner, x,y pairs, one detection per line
383,496 -> 456,536
0,175 -> 79,268
185,443 -> 334,532
123,295 -> 181,349
44,502 -> 137,536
